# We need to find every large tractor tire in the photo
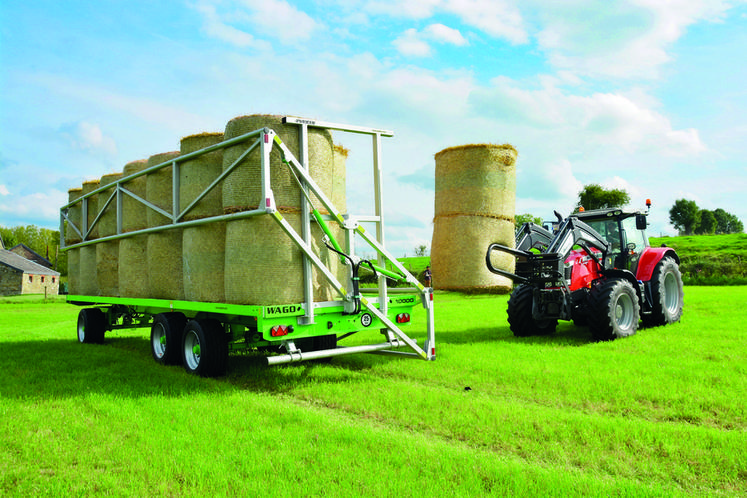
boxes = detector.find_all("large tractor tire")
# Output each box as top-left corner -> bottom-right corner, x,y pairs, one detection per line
182,319 -> 229,377
643,257 -> 684,327
507,284 -> 557,337
151,312 -> 187,366
77,308 -> 107,344
589,279 -> 640,341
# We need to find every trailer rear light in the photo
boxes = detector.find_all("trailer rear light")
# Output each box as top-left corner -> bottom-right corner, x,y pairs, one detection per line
396,313 -> 410,324
271,325 -> 289,337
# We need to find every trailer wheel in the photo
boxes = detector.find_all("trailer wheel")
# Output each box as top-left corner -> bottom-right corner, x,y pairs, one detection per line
151,313 -> 187,366
182,319 -> 228,377
507,284 -> 557,337
589,279 -> 640,341
77,308 -> 107,344
643,257 -> 684,327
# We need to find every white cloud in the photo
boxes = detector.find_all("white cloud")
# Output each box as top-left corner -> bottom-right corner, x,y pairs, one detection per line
393,28 -> 433,56
424,23 -> 468,46
60,122 -> 118,157
194,2 -> 263,48
239,0 -> 318,43
0,185 -> 9,196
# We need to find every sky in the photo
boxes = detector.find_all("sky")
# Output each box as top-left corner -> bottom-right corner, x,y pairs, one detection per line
1,0 -> 746,257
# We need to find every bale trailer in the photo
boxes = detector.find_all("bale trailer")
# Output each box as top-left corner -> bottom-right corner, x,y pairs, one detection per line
61,117 -> 435,376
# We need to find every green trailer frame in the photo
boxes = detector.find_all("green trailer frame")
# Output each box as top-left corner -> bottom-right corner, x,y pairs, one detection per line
61,117 -> 436,374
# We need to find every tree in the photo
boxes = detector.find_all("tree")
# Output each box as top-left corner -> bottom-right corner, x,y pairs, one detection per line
695,210 -> 716,235
713,208 -> 744,234
669,199 -> 700,235
576,184 -> 630,211
413,244 -> 428,257
514,213 -> 543,230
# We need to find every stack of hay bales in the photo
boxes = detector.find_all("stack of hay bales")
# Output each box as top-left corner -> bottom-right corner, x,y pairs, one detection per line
96,173 -> 123,296
66,188 -> 83,295
330,144 -> 350,288
146,151 -> 183,299
180,132 -> 226,303
119,159 -> 149,298
222,114 -> 336,305
79,179 -> 100,296
431,144 -> 517,293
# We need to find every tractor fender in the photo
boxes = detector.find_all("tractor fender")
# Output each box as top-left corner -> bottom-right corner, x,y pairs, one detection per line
636,247 -> 679,282
597,269 -> 643,304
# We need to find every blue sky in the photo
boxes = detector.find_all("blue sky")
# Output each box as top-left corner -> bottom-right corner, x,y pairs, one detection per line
1,0 -> 746,256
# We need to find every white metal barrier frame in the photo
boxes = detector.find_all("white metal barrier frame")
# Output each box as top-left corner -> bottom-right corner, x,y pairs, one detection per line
60,116 -> 436,362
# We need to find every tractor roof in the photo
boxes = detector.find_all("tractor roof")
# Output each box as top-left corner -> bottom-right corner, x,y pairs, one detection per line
571,207 -> 646,221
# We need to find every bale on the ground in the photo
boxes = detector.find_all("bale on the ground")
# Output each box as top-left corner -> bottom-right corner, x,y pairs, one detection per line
96,173 -> 123,297
179,132 -> 224,221
431,143 -> 518,293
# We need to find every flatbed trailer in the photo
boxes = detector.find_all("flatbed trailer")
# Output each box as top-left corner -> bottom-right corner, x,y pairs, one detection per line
62,117 -> 435,375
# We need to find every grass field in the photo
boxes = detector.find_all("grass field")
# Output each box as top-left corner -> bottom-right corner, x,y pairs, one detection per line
2,288 -> 746,496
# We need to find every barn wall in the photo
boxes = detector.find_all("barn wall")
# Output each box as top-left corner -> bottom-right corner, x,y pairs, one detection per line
0,265 -> 23,296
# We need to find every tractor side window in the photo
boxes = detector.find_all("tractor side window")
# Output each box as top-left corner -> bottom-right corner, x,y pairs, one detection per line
622,217 -> 645,254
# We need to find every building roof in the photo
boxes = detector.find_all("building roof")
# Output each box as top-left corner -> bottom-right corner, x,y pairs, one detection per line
9,243 -> 53,268
0,248 -> 60,276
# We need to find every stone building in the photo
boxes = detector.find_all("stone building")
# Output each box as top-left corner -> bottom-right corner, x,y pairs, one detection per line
0,247 -> 60,296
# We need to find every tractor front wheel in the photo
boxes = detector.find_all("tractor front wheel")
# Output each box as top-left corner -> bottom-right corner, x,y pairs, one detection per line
589,279 -> 640,341
507,284 -> 557,337
644,257 -> 684,327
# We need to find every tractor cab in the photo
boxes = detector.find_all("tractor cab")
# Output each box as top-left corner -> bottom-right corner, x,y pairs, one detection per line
571,207 -> 649,274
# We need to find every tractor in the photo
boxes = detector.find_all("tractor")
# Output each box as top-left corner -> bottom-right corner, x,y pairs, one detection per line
486,201 -> 684,341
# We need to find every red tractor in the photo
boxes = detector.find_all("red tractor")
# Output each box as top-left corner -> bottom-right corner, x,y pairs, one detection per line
486,202 -> 684,341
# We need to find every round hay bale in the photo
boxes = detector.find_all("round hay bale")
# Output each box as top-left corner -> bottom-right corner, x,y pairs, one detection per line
67,249 -> 80,295
148,230 -> 184,299
225,214 -> 335,304
431,143 -> 518,293
66,188 -> 83,295
183,223 -> 225,302
332,144 -> 348,214
79,180 -> 100,297
121,159 -> 148,232
66,188 -> 83,245
221,114 -> 334,213
81,179 -> 100,240
179,132 -> 224,221
119,235 -> 149,298
96,173 -> 123,297
431,216 -> 515,293
146,151 -> 180,228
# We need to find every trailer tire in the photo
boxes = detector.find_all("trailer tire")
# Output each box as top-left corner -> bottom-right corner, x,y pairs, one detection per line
507,284 -> 557,337
77,308 -> 107,344
589,279 -> 639,341
151,313 -> 187,366
643,257 -> 684,327
182,319 -> 228,377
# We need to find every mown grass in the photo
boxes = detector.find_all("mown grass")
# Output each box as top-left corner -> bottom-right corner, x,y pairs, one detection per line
2,287 -> 745,496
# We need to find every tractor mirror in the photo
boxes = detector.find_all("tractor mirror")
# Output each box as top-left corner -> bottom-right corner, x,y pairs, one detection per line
636,214 -> 647,230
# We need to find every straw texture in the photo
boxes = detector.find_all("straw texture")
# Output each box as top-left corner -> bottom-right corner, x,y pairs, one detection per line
221,114 -> 334,212
179,132 -> 224,221
96,173 -> 123,297
148,230 -> 184,299
183,222 -> 225,302
121,159 -> 148,232
332,144 -> 348,214
79,180 -> 100,296
67,249 -> 80,296
119,236 -> 149,298
146,151 -> 180,227
431,143 -> 518,293
66,188 -> 83,245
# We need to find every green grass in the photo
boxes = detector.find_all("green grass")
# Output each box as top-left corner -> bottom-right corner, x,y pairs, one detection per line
649,233 -> 746,285
2,288 -> 746,496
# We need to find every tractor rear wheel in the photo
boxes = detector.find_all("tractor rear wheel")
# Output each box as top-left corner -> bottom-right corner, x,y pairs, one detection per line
507,284 -> 557,337
589,279 -> 640,341
643,257 -> 684,327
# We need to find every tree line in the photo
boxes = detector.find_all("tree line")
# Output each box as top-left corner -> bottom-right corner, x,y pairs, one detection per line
514,184 -> 743,235
0,225 -> 68,275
